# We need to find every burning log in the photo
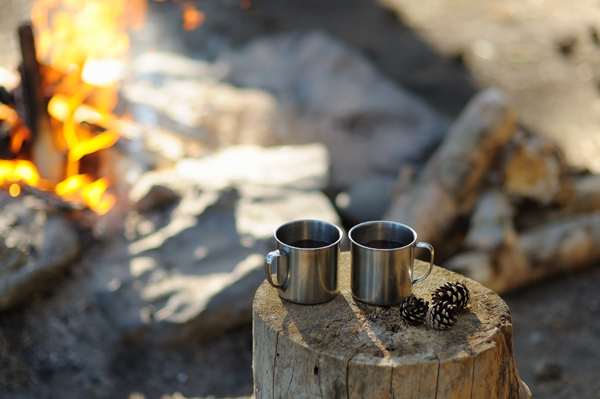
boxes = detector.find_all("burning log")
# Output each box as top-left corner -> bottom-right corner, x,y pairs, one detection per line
384,88 -> 517,246
0,87 -> 13,105
17,24 -> 66,181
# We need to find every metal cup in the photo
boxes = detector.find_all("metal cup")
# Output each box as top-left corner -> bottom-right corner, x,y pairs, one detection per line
264,219 -> 343,305
349,221 -> 434,306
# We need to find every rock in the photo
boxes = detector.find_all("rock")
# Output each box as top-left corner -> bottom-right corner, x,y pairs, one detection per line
0,196 -> 81,311
335,174 -> 395,225
122,74 -> 282,147
534,360 -> 562,381
131,183 -> 180,213
235,185 -> 340,240
128,142 -> 329,213
127,52 -> 222,81
95,144 -> 340,345
221,31 -> 449,189
174,143 -> 329,190
125,33 -> 448,190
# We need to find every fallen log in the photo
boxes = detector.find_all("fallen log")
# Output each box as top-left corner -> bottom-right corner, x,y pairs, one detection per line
253,252 -> 531,398
384,88 -> 516,246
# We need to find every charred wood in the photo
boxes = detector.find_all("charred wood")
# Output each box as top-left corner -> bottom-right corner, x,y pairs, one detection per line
0,86 -> 13,105
18,24 -> 66,181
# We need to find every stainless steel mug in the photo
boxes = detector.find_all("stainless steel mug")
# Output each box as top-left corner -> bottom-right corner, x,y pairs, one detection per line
349,221 -> 434,306
265,219 -> 343,304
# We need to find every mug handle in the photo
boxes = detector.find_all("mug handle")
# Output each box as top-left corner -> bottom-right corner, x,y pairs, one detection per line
265,249 -> 289,289
411,242 -> 434,284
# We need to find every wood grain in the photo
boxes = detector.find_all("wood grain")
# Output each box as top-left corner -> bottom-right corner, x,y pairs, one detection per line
253,252 -> 531,398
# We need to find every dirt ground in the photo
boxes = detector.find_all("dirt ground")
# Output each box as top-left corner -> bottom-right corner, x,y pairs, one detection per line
1,0 -> 600,398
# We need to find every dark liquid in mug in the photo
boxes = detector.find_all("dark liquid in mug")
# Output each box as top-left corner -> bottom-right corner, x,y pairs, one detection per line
288,239 -> 332,248
363,240 -> 407,249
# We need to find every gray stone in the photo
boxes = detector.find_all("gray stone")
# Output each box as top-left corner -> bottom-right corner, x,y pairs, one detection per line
94,144 -> 340,345
534,360 -> 562,381
174,143 -> 329,191
122,75 -> 282,147
0,196 -> 82,311
335,175 -> 395,225
131,184 -> 180,213
127,52 -> 223,82
221,31 -> 449,189
124,33 -> 447,190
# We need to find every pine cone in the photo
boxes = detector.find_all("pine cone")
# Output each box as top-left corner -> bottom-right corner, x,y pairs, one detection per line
431,281 -> 470,310
426,301 -> 458,330
400,295 -> 429,324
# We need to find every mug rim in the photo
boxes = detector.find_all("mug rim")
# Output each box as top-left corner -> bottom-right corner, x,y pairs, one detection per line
275,219 -> 344,251
348,220 -> 417,251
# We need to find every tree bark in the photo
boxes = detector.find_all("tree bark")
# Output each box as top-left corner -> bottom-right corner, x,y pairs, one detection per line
253,252 -> 531,399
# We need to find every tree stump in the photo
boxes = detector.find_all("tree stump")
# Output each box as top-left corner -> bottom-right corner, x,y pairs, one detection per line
253,252 -> 531,399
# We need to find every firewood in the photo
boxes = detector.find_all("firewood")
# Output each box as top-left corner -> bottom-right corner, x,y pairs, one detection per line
18,24 -> 66,181
446,213 -> 600,293
514,173 -> 600,231
0,86 -> 13,105
385,88 -> 516,245
466,189 -> 517,251
444,250 -> 497,290
567,173 -> 600,214
501,130 -> 571,205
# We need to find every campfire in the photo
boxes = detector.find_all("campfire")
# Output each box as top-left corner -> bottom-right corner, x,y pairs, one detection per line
0,1 -> 599,398
0,0 -> 206,215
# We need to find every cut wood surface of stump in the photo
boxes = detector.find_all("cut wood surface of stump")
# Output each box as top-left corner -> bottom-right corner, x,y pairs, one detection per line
253,252 -> 531,399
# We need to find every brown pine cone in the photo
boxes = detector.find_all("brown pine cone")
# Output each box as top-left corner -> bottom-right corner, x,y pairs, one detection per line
431,281 -> 470,310
426,300 -> 459,330
400,295 -> 429,324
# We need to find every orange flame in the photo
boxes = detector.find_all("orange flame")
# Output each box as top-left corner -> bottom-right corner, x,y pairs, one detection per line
3,0 -> 205,214
9,184 -> 21,197
0,160 -> 41,187
10,127 -> 31,154
0,0 -> 149,213
182,2 -> 205,31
